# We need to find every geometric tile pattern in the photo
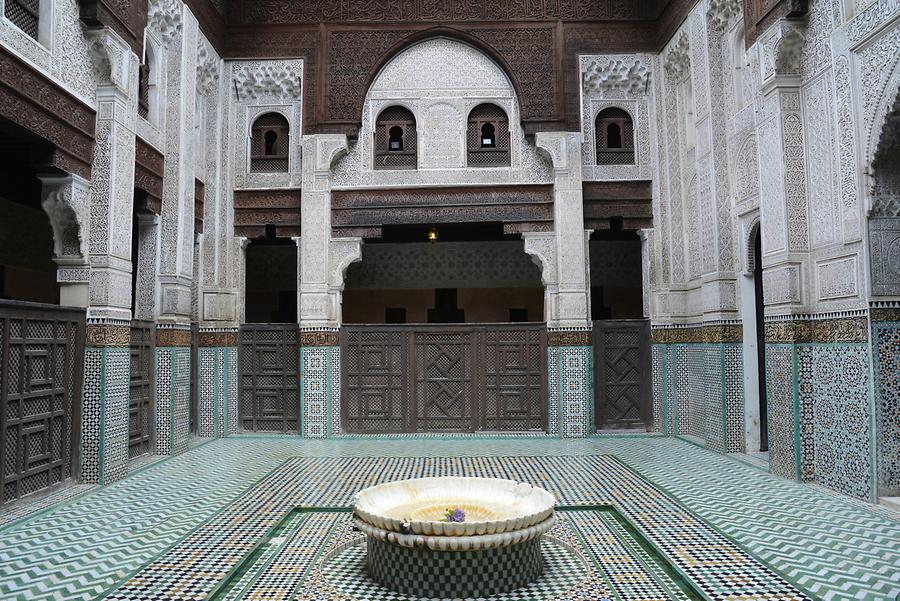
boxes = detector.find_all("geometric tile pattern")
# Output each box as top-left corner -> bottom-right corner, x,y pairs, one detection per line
2,437 -> 898,601
873,321 -> 900,496
295,517 -> 605,601
652,343 -> 742,453
81,348 -> 130,485
766,345 -> 797,481
104,455 -> 810,600
198,347 -> 237,438
765,342 -> 875,501
300,346 -> 334,439
549,346 -> 592,438
809,344 -> 872,501
155,348 -> 192,456
568,510 -> 690,600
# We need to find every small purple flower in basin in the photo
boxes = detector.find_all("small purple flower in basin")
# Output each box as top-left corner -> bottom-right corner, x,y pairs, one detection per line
443,507 -> 466,523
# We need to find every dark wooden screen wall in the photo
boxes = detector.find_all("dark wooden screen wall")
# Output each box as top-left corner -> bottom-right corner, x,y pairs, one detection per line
128,321 -> 154,457
342,324 -> 547,434
593,319 -> 651,430
238,325 -> 299,432
0,301 -> 84,504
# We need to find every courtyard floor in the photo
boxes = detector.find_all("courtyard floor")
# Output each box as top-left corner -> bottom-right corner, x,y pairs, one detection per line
0,436 -> 897,601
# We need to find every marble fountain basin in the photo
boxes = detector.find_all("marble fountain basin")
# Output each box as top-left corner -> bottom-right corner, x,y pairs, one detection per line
353,476 -> 556,537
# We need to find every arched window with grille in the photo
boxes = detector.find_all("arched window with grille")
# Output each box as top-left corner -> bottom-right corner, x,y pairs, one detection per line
374,106 -> 417,169
250,113 -> 290,172
594,107 -> 635,165
467,103 -> 510,167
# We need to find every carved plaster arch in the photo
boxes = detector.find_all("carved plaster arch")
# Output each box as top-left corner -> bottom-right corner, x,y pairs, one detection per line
358,28 -> 526,127
772,25 -> 804,76
743,213 -> 761,275
522,231 -> 558,287
328,238 -> 363,289
865,51 -> 900,206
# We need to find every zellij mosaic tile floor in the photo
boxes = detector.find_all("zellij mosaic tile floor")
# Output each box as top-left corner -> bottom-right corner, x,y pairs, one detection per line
0,437 -> 898,601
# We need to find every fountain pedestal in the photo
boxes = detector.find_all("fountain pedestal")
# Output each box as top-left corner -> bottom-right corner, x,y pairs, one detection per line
366,532 -> 544,598
352,477 -> 557,599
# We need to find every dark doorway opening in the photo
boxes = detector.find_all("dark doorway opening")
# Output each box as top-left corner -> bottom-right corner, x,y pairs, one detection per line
0,119 -> 58,304
342,223 -> 544,325
753,227 -> 768,452
245,226 -> 297,324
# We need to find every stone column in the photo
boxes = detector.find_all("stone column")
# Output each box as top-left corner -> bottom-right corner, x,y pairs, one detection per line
755,20 -> 814,484
81,27 -> 139,484
197,330 -> 238,438
298,135 -> 362,438
535,132 -> 593,438
151,0 -> 194,453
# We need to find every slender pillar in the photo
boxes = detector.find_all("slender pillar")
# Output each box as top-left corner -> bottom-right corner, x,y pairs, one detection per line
198,330 -> 238,438
297,135 -> 362,438
535,132 -> 593,438
81,27 -> 139,484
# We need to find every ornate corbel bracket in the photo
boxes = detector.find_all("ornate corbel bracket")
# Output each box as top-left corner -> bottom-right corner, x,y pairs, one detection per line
38,174 -> 91,261
86,27 -> 132,95
328,237 -> 363,290
313,135 -> 349,174
522,231 -> 558,287
534,132 -> 581,174
761,19 -> 805,87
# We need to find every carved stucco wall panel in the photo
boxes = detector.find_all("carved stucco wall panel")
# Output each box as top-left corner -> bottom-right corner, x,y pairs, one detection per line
331,38 -> 552,189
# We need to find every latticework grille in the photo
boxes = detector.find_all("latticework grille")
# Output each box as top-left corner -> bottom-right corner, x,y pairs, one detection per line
467,103 -> 510,167
239,326 -> 299,433
374,106 -> 416,170
129,322 -> 154,458
138,63 -> 150,120
250,113 -> 290,173
4,0 -> 39,40
1,303 -> 84,504
595,108 -> 635,165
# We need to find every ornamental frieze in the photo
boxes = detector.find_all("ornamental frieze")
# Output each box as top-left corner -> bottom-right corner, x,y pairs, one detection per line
87,325 -> 130,347
199,331 -> 239,347
156,328 -> 192,347
764,317 -> 869,343
300,332 -> 339,347
871,308 -> 900,322
548,331 -> 592,347
650,324 -> 743,344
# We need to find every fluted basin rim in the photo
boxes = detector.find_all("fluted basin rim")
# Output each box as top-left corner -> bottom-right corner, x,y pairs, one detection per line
352,476 -> 556,537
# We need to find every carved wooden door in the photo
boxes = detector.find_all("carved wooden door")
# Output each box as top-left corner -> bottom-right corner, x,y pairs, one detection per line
239,325 -> 299,432
129,321 -> 154,457
0,302 -> 84,504
593,320 -> 650,430
342,327 -> 407,433
342,324 -> 547,434
482,326 -> 547,431
413,330 -> 475,432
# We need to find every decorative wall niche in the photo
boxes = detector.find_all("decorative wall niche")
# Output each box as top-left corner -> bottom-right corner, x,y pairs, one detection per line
579,54 -> 653,181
